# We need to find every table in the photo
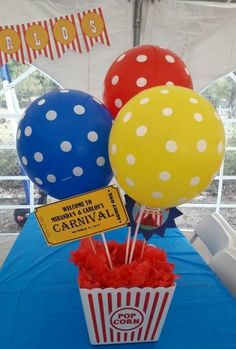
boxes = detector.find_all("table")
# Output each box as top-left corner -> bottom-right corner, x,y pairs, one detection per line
0,213 -> 236,349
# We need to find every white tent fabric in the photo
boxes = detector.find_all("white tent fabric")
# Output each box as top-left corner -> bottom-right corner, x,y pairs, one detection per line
0,0 -> 236,98
141,0 -> 236,91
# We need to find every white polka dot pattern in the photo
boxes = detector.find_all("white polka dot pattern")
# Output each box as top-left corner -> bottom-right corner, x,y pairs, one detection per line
74,105 -> 85,115
35,177 -> 43,185
126,154 -> 136,165
160,89 -> 169,94
189,98 -> 198,104
194,113 -> 203,122
139,97 -> 149,105
38,99 -> 46,106
197,140 -> 207,152
60,141 -> 72,152
17,129 -> 21,140
73,167 -> 83,176
125,177 -> 135,187
162,108 -> 173,116
22,156 -> 28,166
115,99 -> 122,108
24,126 -> 32,137
46,110 -> 57,121
190,177 -> 200,186
111,144 -> 117,154
136,77 -> 147,87
165,55 -> 175,63
123,112 -> 132,122
159,171 -> 171,181
47,174 -> 56,183
34,152 -> 44,162
96,157 -> 105,166
136,55 -> 148,62
218,142 -> 223,153
165,140 -> 177,153
112,75 -> 119,85
152,192 -> 163,198
87,131 -> 98,142
136,125 -> 147,137
60,90 -> 70,93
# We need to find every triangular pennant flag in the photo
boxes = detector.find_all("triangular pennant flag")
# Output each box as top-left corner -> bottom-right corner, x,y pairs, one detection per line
21,20 -> 54,63
49,14 -> 82,58
0,24 -> 25,66
78,7 -> 110,52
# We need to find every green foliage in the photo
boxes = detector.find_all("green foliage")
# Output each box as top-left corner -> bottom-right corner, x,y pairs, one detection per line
202,74 -> 236,177
202,74 -> 236,118
2,60 -> 59,109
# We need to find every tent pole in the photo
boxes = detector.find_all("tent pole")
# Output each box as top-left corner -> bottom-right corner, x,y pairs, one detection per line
133,0 -> 143,46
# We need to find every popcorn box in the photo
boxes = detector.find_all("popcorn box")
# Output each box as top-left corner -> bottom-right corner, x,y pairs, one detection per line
79,285 -> 176,345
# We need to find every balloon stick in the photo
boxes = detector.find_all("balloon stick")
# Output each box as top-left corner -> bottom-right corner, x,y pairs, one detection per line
125,226 -> 131,264
128,205 -> 145,264
89,237 -> 96,255
140,240 -> 146,258
101,233 -> 113,270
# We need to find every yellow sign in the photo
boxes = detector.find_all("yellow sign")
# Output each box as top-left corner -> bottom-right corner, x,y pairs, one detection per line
35,186 -> 130,245
81,12 -> 104,38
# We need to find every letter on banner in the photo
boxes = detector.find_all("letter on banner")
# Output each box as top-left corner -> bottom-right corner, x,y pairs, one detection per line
21,21 -> 53,63
0,26 -> 25,66
49,15 -> 82,58
78,7 -> 110,52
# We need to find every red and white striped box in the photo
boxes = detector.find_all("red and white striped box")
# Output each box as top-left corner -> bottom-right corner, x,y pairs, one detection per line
79,285 -> 176,345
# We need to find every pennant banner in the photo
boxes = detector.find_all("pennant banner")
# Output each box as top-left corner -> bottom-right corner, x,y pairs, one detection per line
0,7 -> 110,67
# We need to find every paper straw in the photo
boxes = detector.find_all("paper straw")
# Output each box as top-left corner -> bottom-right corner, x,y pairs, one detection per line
128,205 -> 145,264
101,232 -> 113,270
125,226 -> 131,264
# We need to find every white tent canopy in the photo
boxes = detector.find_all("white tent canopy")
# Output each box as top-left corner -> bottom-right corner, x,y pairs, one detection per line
1,0 -> 236,97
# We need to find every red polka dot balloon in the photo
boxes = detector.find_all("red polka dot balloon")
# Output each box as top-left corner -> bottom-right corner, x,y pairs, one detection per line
103,45 -> 193,118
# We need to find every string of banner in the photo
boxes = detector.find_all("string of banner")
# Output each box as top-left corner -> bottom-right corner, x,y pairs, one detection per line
0,7 -> 110,67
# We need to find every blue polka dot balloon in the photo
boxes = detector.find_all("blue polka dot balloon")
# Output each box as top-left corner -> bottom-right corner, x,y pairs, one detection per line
16,89 -> 113,199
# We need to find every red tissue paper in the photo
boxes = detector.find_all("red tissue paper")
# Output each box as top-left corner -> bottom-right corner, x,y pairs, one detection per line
70,239 -> 177,289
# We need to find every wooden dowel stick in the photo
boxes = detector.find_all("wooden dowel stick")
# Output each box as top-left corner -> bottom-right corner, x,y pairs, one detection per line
101,233 -> 113,270
140,239 -> 146,258
125,226 -> 131,264
128,205 -> 145,264
89,237 -> 97,255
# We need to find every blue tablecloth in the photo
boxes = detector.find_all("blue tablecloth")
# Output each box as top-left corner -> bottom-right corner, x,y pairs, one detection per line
0,213 -> 236,349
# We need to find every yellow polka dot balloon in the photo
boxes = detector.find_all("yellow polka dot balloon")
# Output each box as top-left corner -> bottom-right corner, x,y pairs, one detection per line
109,86 -> 225,208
